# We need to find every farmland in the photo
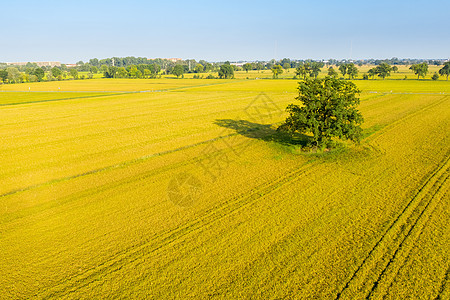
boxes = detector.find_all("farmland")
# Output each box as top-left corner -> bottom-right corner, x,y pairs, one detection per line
0,77 -> 449,298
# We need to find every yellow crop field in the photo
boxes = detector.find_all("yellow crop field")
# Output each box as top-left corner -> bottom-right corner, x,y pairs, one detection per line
0,78 -> 449,299
0,78 -> 235,92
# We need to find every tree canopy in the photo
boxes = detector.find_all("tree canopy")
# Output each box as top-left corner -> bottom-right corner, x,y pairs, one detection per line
278,77 -> 364,147
295,62 -> 323,79
327,67 -> 338,78
410,63 -> 428,79
243,63 -> 252,73
33,68 -> 45,82
346,63 -> 358,79
271,65 -> 283,78
439,62 -> 450,80
51,67 -> 62,78
172,65 -> 184,78
374,62 -> 392,79
218,64 -> 234,79
194,64 -> 204,73
69,68 -> 79,79
338,63 -> 358,79
0,69 -> 8,83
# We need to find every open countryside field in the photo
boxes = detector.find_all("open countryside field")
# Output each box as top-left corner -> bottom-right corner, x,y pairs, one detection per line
0,78 -> 449,298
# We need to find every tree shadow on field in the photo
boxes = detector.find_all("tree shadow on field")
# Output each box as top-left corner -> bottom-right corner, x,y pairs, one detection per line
214,119 -> 312,147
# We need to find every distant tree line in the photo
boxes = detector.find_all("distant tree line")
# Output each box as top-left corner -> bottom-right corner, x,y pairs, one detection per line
1,57 -> 449,84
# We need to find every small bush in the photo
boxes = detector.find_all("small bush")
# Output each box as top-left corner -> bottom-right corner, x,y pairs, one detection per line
431,73 -> 439,81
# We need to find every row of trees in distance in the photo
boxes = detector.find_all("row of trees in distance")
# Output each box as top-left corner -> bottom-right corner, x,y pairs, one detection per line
1,57 -> 449,84
266,61 -> 450,81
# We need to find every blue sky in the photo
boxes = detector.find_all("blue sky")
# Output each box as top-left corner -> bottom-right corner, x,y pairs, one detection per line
1,0 -> 449,63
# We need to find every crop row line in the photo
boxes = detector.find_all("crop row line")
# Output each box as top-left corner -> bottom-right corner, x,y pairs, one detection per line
435,266 -> 450,300
368,166 -> 449,298
335,154 -> 450,299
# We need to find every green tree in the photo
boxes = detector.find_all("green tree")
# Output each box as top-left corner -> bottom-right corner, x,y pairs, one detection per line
278,77 -> 364,146
7,67 -> 22,83
104,66 -> 117,78
218,64 -> 234,79
368,68 -> 376,79
438,62 -> 450,80
309,62 -> 324,79
0,69 -> 8,83
338,64 -> 347,78
346,63 -> 358,79
243,63 -> 252,73
296,64 -> 307,79
51,67 -> 62,78
205,63 -> 213,72
90,66 -> 98,74
431,73 -> 439,81
129,65 -> 139,78
33,68 -> 45,82
392,66 -> 398,73
409,62 -> 428,79
375,62 -> 392,79
283,62 -> 291,70
328,67 -> 338,78
135,70 -> 143,79
271,64 -> 283,78
117,67 -> 128,78
256,62 -> 264,71
172,65 -> 184,78
46,72 -> 55,81
194,64 -> 204,73
69,68 -> 78,79
148,64 -> 161,78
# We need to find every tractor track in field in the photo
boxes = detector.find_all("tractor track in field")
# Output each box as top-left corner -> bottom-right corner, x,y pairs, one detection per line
335,154 -> 450,300
367,168 -> 449,299
40,159 -> 323,298
435,267 -> 450,300
383,187 -> 450,299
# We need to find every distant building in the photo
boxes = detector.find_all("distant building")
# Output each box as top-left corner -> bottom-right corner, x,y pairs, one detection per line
6,61 -> 61,67
166,58 -> 182,63
65,64 -> 78,68
230,62 -> 249,67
